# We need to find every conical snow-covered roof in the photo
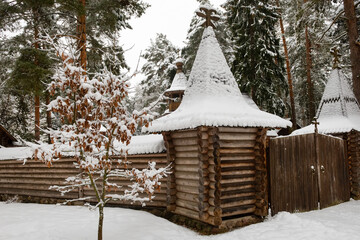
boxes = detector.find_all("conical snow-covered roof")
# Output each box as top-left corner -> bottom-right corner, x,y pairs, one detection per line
165,58 -> 187,94
292,68 -> 360,135
144,24 -> 291,133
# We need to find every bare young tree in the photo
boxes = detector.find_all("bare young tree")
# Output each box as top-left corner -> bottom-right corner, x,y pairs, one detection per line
30,35 -> 170,240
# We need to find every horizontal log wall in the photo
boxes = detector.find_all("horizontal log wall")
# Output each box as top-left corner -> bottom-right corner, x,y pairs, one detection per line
165,126 -> 265,228
0,158 -> 80,201
218,127 -> 258,220
349,130 -> 360,198
169,129 -> 201,221
81,153 -> 168,208
0,153 -> 168,207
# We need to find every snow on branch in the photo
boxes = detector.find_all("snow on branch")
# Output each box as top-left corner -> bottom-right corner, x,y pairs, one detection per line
30,32 -> 171,208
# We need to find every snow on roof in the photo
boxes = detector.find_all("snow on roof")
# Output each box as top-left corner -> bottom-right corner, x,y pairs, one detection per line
165,72 -> 187,93
114,134 -> 165,155
242,94 -> 260,110
267,129 -> 279,137
0,147 -> 33,160
198,4 -> 217,13
292,68 -> 360,135
174,58 -> 185,65
0,135 -> 165,161
144,27 -> 291,133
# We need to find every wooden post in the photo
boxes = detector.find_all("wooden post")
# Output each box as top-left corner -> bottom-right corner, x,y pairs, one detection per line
197,126 -> 209,221
348,130 -> 360,198
254,128 -> 268,216
163,132 -> 177,211
210,127 -> 222,226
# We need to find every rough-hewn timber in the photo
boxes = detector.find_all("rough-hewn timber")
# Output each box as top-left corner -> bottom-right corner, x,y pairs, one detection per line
164,126 -> 265,229
0,154 -> 168,208
348,130 -> 360,198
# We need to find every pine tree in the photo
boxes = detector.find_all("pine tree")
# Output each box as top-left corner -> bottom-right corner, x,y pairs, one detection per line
276,0 -> 297,130
0,0 -> 56,141
134,33 -> 179,115
55,0 -> 149,71
343,0 -> 360,104
283,0 -> 333,124
0,0 -> 149,140
224,0 -> 288,116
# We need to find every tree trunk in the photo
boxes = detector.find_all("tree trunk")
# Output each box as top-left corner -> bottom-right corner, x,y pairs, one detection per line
343,0 -> 360,103
33,8 -> 40,141
277,0 -> 297,130
98,205 -> 104,240
45,92 -> 52,143
305,25 -> 315,121
77,0 -> 87,72
34,95 -> 40,141
303,0 -> 315,122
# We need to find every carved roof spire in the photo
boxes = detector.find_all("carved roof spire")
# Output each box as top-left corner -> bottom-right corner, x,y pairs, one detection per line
195,5 -> 220,29
330,47 -> 342,69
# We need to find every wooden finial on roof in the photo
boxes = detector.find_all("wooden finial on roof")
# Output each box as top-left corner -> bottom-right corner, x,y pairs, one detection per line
175,60 -> 183,73
196,5 -> 220,29
312,117 -> 320,134
330,47 -> 342,69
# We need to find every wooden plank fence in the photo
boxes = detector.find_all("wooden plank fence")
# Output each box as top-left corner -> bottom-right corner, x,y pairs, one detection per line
270,133 -> 350,215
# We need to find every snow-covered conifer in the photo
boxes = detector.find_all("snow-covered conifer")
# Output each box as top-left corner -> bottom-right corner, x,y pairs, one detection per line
134,33 -> 179,115
224,0 -> 288,116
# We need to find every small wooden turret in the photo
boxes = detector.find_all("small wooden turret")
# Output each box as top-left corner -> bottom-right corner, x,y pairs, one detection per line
164,58 -> 187,112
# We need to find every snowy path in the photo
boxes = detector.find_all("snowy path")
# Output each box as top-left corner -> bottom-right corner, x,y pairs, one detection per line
1,200 -> 359,240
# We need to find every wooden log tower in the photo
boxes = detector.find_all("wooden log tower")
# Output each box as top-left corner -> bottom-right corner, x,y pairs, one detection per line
163,126 -> 268,229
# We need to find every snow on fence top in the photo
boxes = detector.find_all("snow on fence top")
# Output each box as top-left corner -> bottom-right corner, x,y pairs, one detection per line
0,134 -> 165,161
144,26 -> 291,133
292,68 -> 360,135
0,147 -> 33,161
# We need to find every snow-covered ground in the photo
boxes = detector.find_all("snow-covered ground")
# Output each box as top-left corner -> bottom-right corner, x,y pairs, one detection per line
1,200 -> 359,240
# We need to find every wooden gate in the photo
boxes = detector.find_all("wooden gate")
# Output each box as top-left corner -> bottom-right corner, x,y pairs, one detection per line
269,133 -> 350,215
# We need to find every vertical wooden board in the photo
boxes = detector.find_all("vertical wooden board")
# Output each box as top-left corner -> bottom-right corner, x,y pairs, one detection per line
269,139 -> 276,214
304,134 -> 319,212
318,135 -> 350,209
317,135 -> 329,208
270,134 -> 319,215
269,137 -> 282,215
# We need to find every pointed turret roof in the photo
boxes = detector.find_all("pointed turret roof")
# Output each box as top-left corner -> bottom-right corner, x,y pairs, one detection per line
144,7 -> 291,133
292,68 -> 360,135
165,58 -> 187,94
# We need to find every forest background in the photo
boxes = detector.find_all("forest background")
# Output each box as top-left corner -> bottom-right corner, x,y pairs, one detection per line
0,0 -> 359,141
